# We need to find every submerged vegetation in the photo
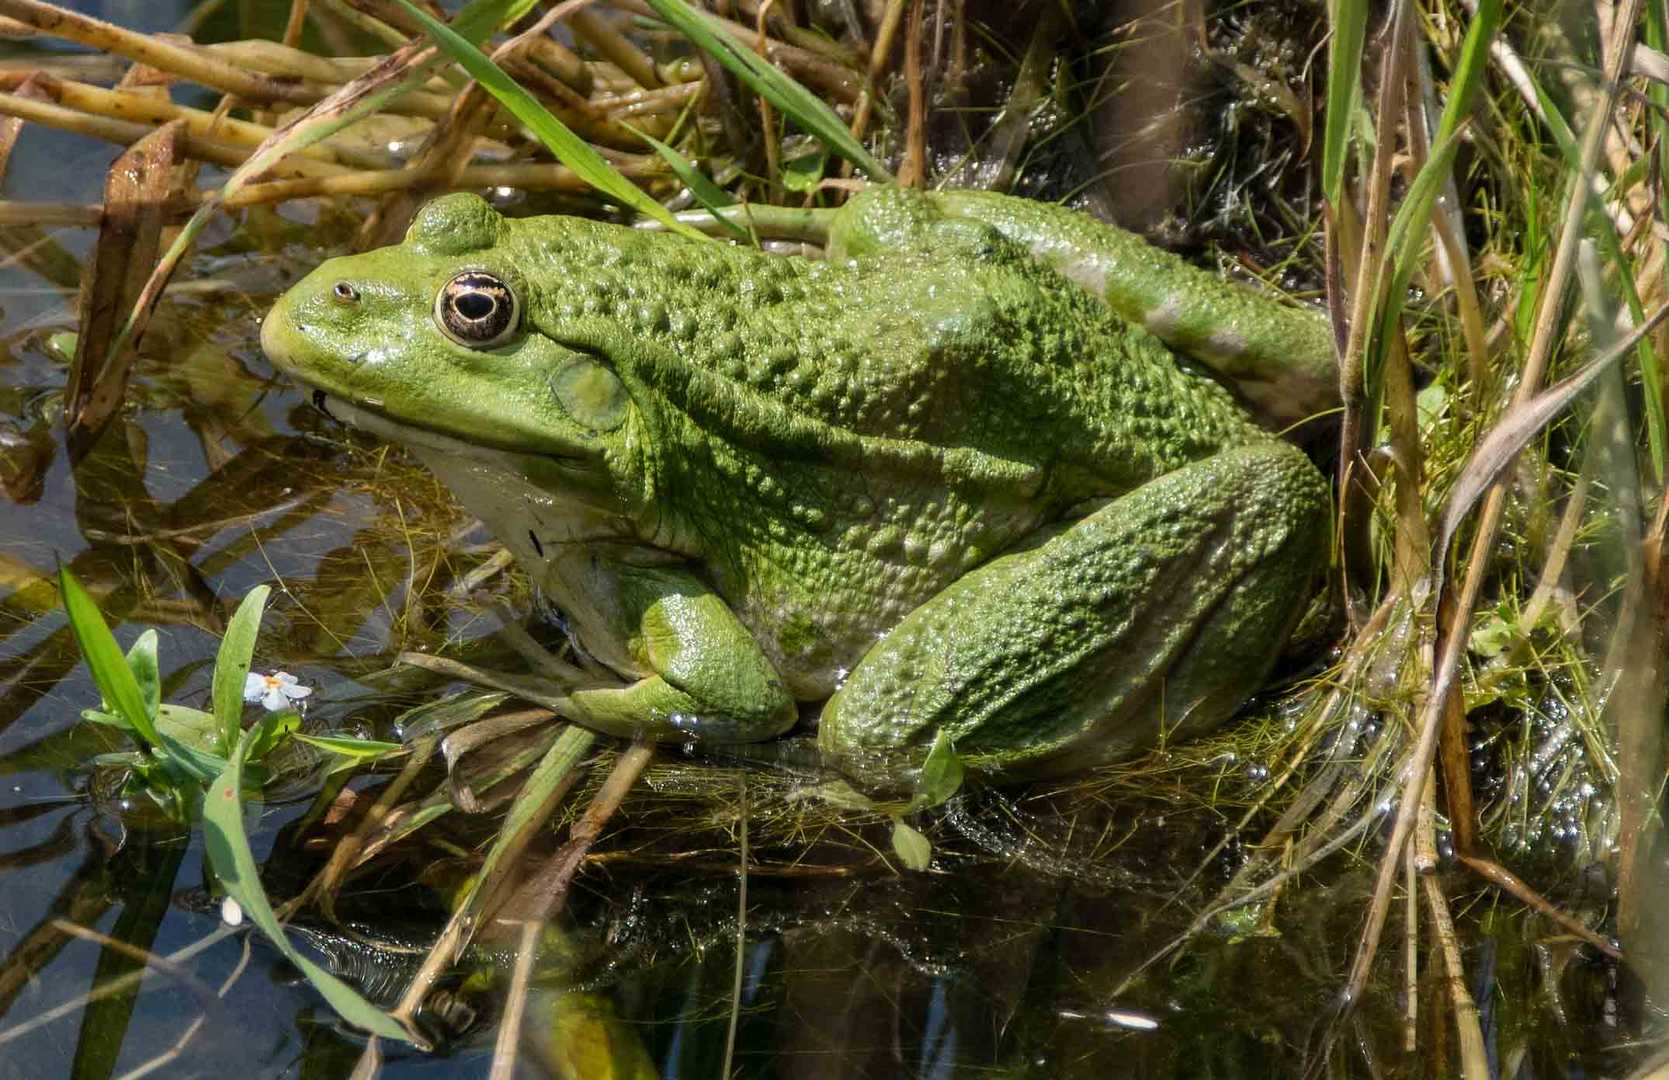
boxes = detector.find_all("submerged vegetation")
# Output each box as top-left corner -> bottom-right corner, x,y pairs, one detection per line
0,0 -> 1664,1075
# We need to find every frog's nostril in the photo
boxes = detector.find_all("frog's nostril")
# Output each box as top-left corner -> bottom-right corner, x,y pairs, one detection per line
332,281 -> 359,303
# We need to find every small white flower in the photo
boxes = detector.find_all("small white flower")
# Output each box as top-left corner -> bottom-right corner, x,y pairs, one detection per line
220,896 -> 244,927
243,670 -> 312,712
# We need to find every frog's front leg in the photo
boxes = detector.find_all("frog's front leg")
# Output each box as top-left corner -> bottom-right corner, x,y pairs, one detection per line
554,564 -> 798,743
818,441 -> 1329,780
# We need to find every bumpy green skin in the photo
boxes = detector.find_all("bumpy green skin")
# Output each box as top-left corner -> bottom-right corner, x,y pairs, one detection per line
262,187 -> 1331,780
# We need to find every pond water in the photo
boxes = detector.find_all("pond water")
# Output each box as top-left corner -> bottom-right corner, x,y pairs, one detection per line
0,2 -> 1635,1077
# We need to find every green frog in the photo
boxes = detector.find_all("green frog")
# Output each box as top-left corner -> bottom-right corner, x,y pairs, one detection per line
261,187 -> 1333,781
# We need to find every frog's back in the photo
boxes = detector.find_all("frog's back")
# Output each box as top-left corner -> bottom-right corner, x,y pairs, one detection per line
504,214 -> 1265,501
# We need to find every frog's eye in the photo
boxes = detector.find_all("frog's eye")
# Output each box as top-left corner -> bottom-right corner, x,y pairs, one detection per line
435,271 -> 519,348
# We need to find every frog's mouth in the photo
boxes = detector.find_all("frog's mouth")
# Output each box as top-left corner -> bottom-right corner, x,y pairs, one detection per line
305,388 -> 597,475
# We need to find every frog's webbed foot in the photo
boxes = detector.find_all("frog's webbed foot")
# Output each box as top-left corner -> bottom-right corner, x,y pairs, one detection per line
819,441 -> 1330,778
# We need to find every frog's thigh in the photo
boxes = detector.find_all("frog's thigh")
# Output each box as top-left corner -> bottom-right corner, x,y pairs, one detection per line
819,442 -> 1329,776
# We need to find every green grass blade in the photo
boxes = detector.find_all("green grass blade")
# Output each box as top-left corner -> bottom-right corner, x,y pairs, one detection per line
452,724 -> 596,919
126,629 -> 160,722
59,567 -> 159,747
1321,0 -> 1369,203
1432,0 -> 1500,146
641,0 -> 892,180
202,724 -> 410,1042
293,734 -> 403,759
1367,128 -> 1464,390
212,585 -> 270,754
396,0 -> 707,241
629,125 -> 748,239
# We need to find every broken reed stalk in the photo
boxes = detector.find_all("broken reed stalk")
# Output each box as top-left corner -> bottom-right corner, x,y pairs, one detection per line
494,741 -> 655,926
63,122 -> 179,457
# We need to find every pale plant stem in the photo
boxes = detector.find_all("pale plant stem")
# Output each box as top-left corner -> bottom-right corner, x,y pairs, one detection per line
1418,777 -> 1489,1080
721,772 -> 749,1079
1401,842 -> 1417,1054
487,918 -> 542,1080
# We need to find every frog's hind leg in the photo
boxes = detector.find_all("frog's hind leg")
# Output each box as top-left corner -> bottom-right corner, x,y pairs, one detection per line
817,441 -> 1330,779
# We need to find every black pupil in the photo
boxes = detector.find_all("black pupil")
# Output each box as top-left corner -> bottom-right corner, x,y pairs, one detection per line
456,291 -> 495,320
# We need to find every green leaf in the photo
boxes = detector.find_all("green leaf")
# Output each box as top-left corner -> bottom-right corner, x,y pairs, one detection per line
126,629 -> 160,722
155,730 -> 228,784
629,125 -> 747,239
640,0 -> 891,180
395,0 -> 706,241
889,817 -> 932,871
202,725 -> 410,1042
212,585 -> 270,754
451,0 -> 540,43
799,778 -> 883,812
781,145 -> 828,194
155,703 -> 220,750
247,709 -> 300,762
911,730 -> 964,810
451,724 -> 595,919
294,733 -> 403,759
1320,0 -> 1368,204
45,331 -> 78,364
60,567 -> 159,747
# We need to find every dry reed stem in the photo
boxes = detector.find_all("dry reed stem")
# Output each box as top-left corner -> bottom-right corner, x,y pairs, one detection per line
487,918 -> 542,1080
494,741 -> 655,925
0,0 -> 316,104
0,924 -> 238,1049
22,74 -> 375,166
570,6 -> 661,89
298,734 -> 440,915
1417,782 -> 1489,1080
848,0 -> 907,143
47,919 -> 218,1005
1344,0 -> 1645,1008
898,0 -> 925,187
116,937 -> 253,1080
1401,842 -> 1418,1053
0,90 -> 345,176
1335,0 -> 1414,614
611,0 -> 860,101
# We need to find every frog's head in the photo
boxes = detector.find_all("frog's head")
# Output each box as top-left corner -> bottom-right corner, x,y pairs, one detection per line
262,194 -> 638,508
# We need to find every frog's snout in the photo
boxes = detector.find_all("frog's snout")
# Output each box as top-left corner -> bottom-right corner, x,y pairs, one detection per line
262,270 -> 376,381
